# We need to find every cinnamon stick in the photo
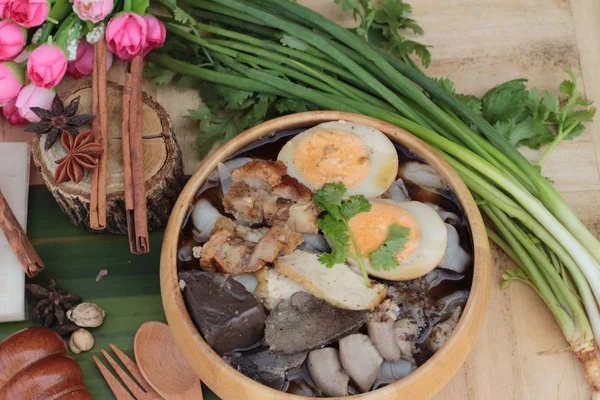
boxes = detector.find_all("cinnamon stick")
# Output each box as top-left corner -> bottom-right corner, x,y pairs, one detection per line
90,39 -> 108,230
122,56 -> 149,254
0,189 -> 44,277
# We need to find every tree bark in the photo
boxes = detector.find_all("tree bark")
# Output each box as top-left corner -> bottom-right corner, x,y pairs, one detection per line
32,81 -> 184,234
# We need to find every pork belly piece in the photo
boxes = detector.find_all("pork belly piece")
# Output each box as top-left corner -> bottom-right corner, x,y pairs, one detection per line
200,221 -> 301,275
272,175 -> 312,202
248,225 -> 303,270
223,181 -> 270,225
231,160 -> 287,190
200,230 -> 255,274
212,216 -> 269,243
224,161 -> 318,230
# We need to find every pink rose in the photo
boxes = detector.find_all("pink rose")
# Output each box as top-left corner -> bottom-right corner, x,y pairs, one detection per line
0,62 -> 25,106
0,20 -> 27,61
67,40 -> 113,79
27,44 -> 67,89
141,15 -> 165,56
15,83 -> 55,122
0,0 -> 9,17
106,12 -> 147,60
72,0 -> 113,23
2,98 -> 27,125
5,0 -> 49,28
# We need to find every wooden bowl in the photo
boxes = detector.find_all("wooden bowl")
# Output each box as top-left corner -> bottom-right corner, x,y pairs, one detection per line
160,111 -> 492,399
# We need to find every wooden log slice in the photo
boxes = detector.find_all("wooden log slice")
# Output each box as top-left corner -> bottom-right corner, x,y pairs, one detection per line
32,81 -> 184,234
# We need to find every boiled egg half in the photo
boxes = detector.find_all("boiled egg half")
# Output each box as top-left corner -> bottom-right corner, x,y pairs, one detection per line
347,199 -> 448,280
277,121 -> 398,198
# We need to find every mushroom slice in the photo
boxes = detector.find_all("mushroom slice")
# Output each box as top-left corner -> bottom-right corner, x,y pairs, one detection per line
307,348 -> 349,397
339,334 -> 383,393
373,360 -> 416,389
427,306 -> 462,352
191,198 -> 224,241
399,161 -> 444,191
367,321 -> 401,361
439,223 -> 472,274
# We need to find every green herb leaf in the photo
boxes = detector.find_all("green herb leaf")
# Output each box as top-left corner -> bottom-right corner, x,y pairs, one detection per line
313,183 -> 373,285
341,195 -> 371,219
482,79 -> 529,124
313,182 -> 346,220
173,6 -> 194,25
369,224 -> 411,271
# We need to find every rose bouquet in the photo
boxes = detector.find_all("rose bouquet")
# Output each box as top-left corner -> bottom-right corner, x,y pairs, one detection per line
0,0 -> 165,124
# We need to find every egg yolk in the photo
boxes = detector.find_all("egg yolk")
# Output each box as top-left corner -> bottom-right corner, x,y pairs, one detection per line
293,129 -> 371,188
348,203 -> 420,262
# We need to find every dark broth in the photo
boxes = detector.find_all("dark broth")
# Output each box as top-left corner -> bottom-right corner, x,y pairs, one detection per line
177,128 -> 474,395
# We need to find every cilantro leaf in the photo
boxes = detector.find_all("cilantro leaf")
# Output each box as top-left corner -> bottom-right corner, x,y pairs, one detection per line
369,224 -> 411,271
482,79 -> 529,124
318,249 -> 346,268
334,0 -> 359,12
341,195 -> 371,219
314,182 -> 346,220
173,6 -> 194,25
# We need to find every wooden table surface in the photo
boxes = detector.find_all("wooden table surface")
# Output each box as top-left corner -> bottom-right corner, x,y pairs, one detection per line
2,0 -> 599,399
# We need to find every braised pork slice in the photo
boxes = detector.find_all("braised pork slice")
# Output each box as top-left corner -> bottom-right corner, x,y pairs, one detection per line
200,230 -> 255,274
223,181 -> 270,225
231,160 -> 287,190
249,225 -> 303,270
200,219 -> 303,275
224,160 -> 319,231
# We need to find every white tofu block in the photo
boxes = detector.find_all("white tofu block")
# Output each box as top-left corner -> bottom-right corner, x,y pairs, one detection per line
0,143 -> 30,323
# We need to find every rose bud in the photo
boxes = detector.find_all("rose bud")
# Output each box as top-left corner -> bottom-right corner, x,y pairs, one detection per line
2,98 -> 27,125
141,15 -> 166,56
72,0 -> 113,23
27,44 -> 68,89
0,62 -> 25,106
15,82 -> 55,122
106,12 -> 148,60
4,0 -> 49,28
67,40 -> 113,79
0,20 -> 27,61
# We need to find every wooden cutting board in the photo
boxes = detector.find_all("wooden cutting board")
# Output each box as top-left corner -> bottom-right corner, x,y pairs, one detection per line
0,143 -> 30,322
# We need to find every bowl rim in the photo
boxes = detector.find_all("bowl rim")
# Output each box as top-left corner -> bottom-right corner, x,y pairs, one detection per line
160,111 -> 492,400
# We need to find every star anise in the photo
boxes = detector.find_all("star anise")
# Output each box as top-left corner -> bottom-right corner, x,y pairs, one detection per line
25,95 -> 95,150
26,278 -> 82,336
55,130 -> 103,184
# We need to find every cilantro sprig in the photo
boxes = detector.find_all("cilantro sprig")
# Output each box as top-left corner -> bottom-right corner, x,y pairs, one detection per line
334,0 -> 431,67
435,67 -> 595,158
313,182 -> 372,286
313,182 -> 411,286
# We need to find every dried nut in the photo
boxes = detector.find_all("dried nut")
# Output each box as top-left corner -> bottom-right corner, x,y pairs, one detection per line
69,329 -> 94,354
67,302 -> 105,328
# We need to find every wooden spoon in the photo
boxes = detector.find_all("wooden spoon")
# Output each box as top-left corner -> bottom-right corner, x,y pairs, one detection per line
134,322 -> 203,400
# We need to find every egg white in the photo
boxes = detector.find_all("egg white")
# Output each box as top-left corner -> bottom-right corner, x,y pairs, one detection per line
349,199 -> 448,281
277,120 -> 398,198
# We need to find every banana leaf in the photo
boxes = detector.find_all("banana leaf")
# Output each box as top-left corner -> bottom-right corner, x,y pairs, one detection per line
0,186 -> 219,399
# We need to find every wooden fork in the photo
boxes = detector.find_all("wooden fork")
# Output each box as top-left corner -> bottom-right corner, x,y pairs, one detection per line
94,344 -> 163,400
